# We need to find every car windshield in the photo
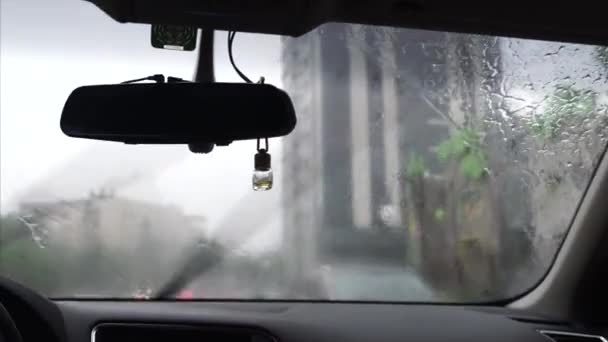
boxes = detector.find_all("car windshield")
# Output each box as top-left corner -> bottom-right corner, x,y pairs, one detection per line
1,0 -> 608,303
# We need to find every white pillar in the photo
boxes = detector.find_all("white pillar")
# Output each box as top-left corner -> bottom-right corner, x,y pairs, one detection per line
381,38 -> 402,215
349,35 -> 372,228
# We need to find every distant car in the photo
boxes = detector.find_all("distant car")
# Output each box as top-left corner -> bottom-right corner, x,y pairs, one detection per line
320,263 -> 435,302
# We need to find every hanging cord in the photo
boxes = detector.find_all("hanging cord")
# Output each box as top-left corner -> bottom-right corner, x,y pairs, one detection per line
121,74 -> 165,84
257,137 -> 269,152
228,31 -> 254,84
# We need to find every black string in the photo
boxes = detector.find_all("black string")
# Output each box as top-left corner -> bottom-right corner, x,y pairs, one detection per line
256,137 -> 269,151
228,31 -> 253,84
121,74 -> 165,84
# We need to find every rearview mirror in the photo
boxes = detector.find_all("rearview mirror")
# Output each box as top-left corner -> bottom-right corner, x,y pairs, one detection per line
60,82 -> 296,145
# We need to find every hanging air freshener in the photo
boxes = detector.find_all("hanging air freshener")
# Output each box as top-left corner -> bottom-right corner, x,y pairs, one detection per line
253,138 -> 273,191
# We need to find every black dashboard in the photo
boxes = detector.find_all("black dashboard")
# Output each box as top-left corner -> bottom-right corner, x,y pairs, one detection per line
0,276 -> 605,342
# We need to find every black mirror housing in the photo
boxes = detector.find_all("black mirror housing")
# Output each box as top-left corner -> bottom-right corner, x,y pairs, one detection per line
61,82 -> 297,145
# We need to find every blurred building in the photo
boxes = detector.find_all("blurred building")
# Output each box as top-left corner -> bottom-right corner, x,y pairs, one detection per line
18,192 -> 205,256
280,24 -> 451,285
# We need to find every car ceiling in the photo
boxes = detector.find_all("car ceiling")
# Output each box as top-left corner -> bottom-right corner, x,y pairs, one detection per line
86,0 -> 608,45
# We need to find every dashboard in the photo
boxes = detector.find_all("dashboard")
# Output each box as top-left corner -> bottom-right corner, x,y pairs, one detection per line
0,276 -> 606,342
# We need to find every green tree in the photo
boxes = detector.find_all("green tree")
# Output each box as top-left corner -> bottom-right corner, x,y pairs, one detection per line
531,84 -> 597,139
0,214 -> 66,294
405,152 -> 426,179
436,128 -> 488,180
0,215 -> 29,246
0,213 -> 128,296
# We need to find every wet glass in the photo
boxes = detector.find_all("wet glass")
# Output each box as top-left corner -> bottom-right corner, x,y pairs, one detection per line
1,0 -> 608,302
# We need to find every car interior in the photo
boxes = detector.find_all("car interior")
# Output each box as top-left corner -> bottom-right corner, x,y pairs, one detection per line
1,0 -> 608,341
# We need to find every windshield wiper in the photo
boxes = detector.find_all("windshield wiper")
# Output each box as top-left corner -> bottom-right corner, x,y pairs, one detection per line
155,240 -> 225,299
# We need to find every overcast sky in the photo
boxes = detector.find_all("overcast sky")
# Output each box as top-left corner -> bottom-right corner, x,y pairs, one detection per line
0,0 -> 284,249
